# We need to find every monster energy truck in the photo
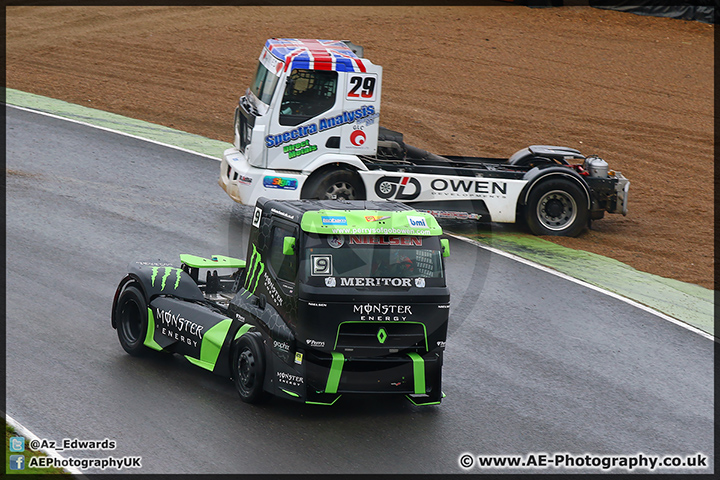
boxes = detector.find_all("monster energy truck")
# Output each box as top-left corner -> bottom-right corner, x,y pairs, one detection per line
111,198 -> 450,405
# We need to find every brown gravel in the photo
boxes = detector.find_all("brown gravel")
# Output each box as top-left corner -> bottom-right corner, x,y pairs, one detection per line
6,5 -> 714,289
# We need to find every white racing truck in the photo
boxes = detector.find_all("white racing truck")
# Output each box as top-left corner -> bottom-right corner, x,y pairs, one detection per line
220,38 -> 629,236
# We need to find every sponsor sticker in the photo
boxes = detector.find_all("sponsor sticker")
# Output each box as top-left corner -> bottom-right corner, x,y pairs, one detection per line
353,303 -> 413,321
340,277 -> 412,287
270,208 -> 295,220
263,176 -> 298,190
350,129 -> 367,146
365,215 -> 391,222
321,216 -> 347,226
349,235 -> 422,246
277,372 -> 304,386
283,139 -> 318,159
265,105 -> 376,148
237,175 -> 253,185
374,176 -> 421,201
273,340 -> 290,352
327,234 -> 345,248
408,216 -> 428,228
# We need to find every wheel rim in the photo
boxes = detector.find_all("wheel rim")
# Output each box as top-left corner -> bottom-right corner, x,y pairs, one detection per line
237,348 -> 256,394
119,299 -> 142,344
324,181 -> 356,200
536,189 -> 577,231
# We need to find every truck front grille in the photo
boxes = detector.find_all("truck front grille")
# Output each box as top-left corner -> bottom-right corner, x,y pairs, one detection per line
336,322 -> 426,355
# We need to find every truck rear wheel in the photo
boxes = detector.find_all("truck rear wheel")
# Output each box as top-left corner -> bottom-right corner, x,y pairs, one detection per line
525,178 -> 589,237
115,283 -> 150,357
232,332 -> 269,404
303,169 -> 364,200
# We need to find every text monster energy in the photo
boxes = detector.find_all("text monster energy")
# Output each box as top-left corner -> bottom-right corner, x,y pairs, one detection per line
244,244 -> 264,294
156,307 -> 203,347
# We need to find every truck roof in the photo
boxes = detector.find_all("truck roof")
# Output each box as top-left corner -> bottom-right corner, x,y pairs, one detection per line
258,198 -> 443,236
265,38 -> 368,73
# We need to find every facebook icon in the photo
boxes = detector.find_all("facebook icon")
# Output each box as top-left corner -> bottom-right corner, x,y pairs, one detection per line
10,454 -> 25,470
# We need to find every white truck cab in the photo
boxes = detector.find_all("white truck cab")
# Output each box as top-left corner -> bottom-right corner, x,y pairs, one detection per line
221,38 -> 381,204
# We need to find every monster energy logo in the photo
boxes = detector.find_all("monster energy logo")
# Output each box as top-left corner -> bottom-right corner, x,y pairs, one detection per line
151,266 -> 183,290
244,244 -> 264,294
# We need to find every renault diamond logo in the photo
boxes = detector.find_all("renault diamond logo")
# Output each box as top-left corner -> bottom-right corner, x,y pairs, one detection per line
377,328 -> 387,344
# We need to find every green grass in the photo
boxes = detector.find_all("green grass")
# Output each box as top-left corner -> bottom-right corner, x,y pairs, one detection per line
6,423 -> 74,476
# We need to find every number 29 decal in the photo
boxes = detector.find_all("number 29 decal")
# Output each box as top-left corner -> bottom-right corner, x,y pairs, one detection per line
346,74 -> 377,101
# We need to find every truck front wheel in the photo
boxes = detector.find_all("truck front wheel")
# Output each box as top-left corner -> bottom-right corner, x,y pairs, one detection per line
303,169 -> 364,200
232,332 -> 269,404
525,178 -> 589,237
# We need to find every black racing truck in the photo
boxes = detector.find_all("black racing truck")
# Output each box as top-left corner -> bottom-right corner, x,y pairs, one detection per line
112,198 -> 450,405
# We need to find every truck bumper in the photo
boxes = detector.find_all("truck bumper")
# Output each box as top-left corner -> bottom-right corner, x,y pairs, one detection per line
614,173 -> 630,216
272,349 -> 444,405
220,147 -> 307,205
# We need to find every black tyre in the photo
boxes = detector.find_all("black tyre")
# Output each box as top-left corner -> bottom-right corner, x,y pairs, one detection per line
525,178 -> 589,237
303,169 -> 364,200
114,283 -> 150,356
232,332 -> 269,404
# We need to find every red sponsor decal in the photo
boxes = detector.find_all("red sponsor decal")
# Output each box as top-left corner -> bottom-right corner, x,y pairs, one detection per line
349,236 -> 423,246
350,129 -> 366,146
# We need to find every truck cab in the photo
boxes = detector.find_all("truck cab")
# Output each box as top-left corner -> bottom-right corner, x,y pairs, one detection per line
222,39 -> 381,203
230,198 -> 450,405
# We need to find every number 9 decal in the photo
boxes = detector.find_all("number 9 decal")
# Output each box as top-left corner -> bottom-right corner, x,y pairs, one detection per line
311,254 -> 333,276
347,75 -> 377,101
252,206 -> 262,228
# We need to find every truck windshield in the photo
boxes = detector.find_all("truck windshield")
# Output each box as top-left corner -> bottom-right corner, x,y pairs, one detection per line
301,234 -> 445,287
250,62 -> 279,106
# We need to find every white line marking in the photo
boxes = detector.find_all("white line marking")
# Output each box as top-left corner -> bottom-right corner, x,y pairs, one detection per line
6,103 -> 222,161
7,102 -> 713,341
449,233 -> 715,342
5,413 -> 86,477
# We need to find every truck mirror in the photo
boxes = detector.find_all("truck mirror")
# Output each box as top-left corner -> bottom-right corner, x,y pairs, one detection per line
440,239 -> 450,258
283,236 -> 296,255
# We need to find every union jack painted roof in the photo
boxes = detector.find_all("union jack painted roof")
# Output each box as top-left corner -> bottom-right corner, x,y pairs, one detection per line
265,38 -> 367,73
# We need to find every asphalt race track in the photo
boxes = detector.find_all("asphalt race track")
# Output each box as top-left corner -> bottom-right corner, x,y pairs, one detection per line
5,106 -> 714,474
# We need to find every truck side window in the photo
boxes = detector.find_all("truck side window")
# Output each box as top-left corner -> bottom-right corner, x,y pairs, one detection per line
279,69 -> 337,126
268,224 -> 297,282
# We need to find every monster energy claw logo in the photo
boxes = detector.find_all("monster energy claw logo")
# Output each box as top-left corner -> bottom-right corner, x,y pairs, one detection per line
151,267 -> 183,290
244,244 -> 265,295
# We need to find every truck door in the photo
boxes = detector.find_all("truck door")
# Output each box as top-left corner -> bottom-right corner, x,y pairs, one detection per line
265,69 -> 339,170
265,217 -> 299,311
